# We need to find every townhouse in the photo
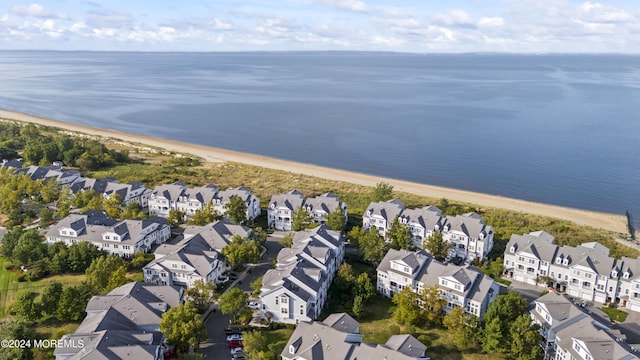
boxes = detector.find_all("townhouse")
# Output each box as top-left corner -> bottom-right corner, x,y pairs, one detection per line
54,282 -> 183,360
553,316 -> 638,360
144,234 -> 227,288
260,225 -> 344,324
212,186 -> 261,221
70,177 -> 152,207
398,205 -> 443,249
268,190 -> 306,231
377,248 -> 499,318
14,164 -> 81,185
46,211 -> 171,257
148,183 -> 218,217
440,212 -> 494,262
504,231 -> 640,312
183,219 -> 253,251
281,313 -> 429,360
362,199 -> 405,238
303,192 -> 347,225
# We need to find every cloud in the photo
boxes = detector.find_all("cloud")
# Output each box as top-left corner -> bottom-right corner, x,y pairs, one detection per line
212,18 -> 233,30
10,3 -> 69,20
579,2 -> 634,23
478,17 -> 504,28
431,9 -> 474,28
318,0 -> 368,13
86,10 -> 133,29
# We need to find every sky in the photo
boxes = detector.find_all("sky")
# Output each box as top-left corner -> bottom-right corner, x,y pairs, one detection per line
0,0 -> 639,53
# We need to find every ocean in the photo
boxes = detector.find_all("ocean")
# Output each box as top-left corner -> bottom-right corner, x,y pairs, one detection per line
0,51 -> 638,229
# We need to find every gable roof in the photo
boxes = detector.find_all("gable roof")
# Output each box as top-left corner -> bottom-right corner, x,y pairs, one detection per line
364,199 -> 405,221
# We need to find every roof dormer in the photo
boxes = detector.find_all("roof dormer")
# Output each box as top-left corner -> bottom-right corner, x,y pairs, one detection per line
510,244 -> 517,253
556,255 -> 563,264
623,269 -> 631,279
612,269 -> 618,278
479,231 -> 485,240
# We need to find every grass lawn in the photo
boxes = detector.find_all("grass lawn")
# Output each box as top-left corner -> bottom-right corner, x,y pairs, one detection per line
601,305 -> 628,322
0,257 -> 86,315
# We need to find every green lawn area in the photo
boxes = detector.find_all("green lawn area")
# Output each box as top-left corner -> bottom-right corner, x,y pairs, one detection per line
0,257 -> 86,315
601,305 -> 628,322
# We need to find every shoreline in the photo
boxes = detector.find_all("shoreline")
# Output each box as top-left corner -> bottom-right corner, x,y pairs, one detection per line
0,108 -> 629,235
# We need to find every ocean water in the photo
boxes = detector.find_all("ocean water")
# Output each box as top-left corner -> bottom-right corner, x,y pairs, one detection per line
0,51 -> 638,229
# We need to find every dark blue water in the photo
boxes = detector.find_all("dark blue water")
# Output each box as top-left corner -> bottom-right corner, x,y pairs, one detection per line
1,51 -> 639,229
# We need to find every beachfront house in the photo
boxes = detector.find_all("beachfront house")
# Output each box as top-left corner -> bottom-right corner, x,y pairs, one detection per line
260,225 -> 344,324
212,186 -> 261,222
268,190 -> 305,231
54,282 -> 183,360
183,219 -> 253,251
46,211 -> 171,257
303,192 -> 348,225
13,164 -> 81,185
148,183 -> 189,217
281,313 -> 429,360
440,212 -> 494,262
503,232 -> 640,312
362,199 -> 405,239
398,205 -> 444,249
377,248 -> 499,318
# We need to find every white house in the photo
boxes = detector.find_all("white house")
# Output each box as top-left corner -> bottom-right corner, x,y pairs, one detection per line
377,248 -> 499,318
268,190 -> 305,231
183,220 -> 253,252
362,199 -> 405,239
398,205 -> 443,249
553,315 -> 636,360
212,186 -> 261,222
45,212 -> 171,257
148,183 -> 188,217
440,212 -> 494,262
303,192 -> 347,225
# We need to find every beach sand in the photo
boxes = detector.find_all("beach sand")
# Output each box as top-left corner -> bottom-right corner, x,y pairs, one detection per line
0,109 -> 628,235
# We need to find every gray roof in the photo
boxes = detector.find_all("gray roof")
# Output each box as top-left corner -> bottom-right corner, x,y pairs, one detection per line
214,186 -> 256,204
399,206 -> 442,230
555,316 -> 638,360
506,232 -> 558,262
304,193 -> 344,214
384,334 -> 427,358
364,199 -> 405,221
151,183 -> 186,201
270,190 -> 305,210
376,248 -> 431,276
442,213 -> 492,238
323,313 -> 360,333
150,235 -> 220,278
185,184 -> 218,204
56,330 -> 162,360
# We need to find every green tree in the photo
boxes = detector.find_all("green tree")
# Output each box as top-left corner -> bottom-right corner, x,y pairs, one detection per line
355,273 -> 374,301
335,263 -> 356,296
187,279 -> 217,312
39,207 -> 53,228
219,288 -> 249,322
104,194 -> 123,219
372,182 -> 394,202
85,255 -> 127,292
347,226 -> 366,248
57,282 -> 95,321
388,216 -> 413,250
483,291 -> 527,354
188,203 -> 221,226
243,330 -> 271,360
105,265 -> 129,291
326,206 -> 346,232
279,232 -> 294,248
438,198 -> 449,212
11,290 -> 41,322
66,242 -> 105,272
160,302 -> 206,353
419,285 -> 446,327
225,195 -> 248,224
392,287 -> 420,326
250,276 -> 263,297
510,314 -> 541,360
423,232 -> 452,261
359,229 -> 386,264
443,306 -> 468,350
222,235 -> 260,267
292,208 -> 312,231
167,209 -> 185,227
0,318 -> 35,360
352,295 -> 365,318
120,201 -> 146,220
482,317 -> 503,354
11,228 -> 48,266
40,281 -> 63,317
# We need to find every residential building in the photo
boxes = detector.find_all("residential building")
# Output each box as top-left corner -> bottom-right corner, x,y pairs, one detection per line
183,219 -> 253,251
268,190 -> 305,231
440,212 -> 494,262
143,234 -> 228,288
377,248 -> 499,318
13,164 -> 81,185
212,186 -> 261,221
54,282 -> 183,360
281,313 -> 429,360
0,159 -> 22,169
504,232 -> 640,312
362,199 -> 405,238
180,184 -> 219,215
398,205 -> 443,249
260,225 -> 344,324
46,212 -> 171,257
303,192 -> 347,225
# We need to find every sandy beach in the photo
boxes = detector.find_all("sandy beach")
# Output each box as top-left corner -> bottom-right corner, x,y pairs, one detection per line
0,109 -> 629,235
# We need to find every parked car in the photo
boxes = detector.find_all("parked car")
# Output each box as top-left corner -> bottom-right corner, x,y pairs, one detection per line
247,301 -> 260,310
225,328 -> 243,335
230,347 -> 244,356
228,340 -> 243,349
226,334 -> 243,342
218,276 -> 230,283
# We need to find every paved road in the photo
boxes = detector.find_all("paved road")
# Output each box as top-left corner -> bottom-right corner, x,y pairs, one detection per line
199,233 -> 285,359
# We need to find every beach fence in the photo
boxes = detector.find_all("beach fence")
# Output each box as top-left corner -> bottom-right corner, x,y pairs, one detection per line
626,210 -> 636,241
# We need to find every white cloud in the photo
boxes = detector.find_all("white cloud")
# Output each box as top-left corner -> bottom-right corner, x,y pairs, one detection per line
579,2 -> 634,23
10,3 -> 68,20
212,18 -> 233,30
431,9 -> 474,27
69,21 -> 87,34
318,0 -> 368,13
478,17 -> 504,28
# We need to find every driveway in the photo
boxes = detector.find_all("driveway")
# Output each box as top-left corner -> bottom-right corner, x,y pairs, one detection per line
199,233 -> 285,358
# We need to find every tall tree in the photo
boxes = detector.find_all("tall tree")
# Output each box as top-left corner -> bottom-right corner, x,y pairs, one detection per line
219,288 -> 248,323
483,291 -> 527,354
392,287 -> 420,326
419,285 -> 446,327
482,317 -> 503,354
221,235 -> 260,267
40,281 -> 63,317
346,226 -> 366,248
187,279 -> 217,311
167,209 -> 185,227
292,208 -> 312,231
11,290 -> 41,322
224,195 -> 248,224
120,202 -> 146,220
160,302 -> 206,353
11,228 -> 48,266
105,265 -> 129,291
372,182 -> 394,202
355,273 -> 374,301
187,203 -> 221,226
359,229 -> 386,264
0,318 -> 35,360
104,194 -> 123,219
85,255 -> 127,292
352,295 -> 365,318
387,216 -> 413,250
423,232 -> 452,261
279,232 -> 294,248
242,330 -> 269,360
326,206 -> 346,232
443,306 -> 468,350
250,276 -> 263,297
57,282 -> 94,321
510,314 -> 541,360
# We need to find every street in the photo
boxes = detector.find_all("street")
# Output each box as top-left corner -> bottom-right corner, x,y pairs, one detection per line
199,233 -> 284,359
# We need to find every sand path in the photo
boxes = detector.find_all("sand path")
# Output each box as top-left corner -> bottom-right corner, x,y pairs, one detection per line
0,109 -> 628,235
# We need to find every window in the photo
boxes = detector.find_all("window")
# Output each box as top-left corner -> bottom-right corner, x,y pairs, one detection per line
281,297 -> 288,304
529,259 -> 535,264
518,256 -> 525,262
105,235 -> 110,240
275,298 -> 279,305
585,273 -> 592,279
113,244 -> 118,249
181,265 -> 186,269
281,307 -> 288,314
